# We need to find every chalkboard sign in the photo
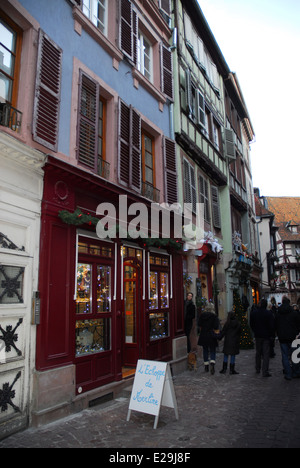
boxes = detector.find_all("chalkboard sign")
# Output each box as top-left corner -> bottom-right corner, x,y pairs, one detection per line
127,360 -> 178,429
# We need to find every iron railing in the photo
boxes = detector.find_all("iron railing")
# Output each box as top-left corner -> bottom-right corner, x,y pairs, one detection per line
142,181 -> 160,203
0,103 -> 22,132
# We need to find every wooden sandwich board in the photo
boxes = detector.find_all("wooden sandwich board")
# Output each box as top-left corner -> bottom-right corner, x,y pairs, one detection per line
126,359 -> 179,429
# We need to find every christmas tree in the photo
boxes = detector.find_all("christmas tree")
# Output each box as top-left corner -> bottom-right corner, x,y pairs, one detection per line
233,289 -> 254,350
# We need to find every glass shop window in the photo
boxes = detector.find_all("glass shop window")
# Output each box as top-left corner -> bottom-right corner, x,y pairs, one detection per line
75,239 -> 113,356
149,254 -> 170,341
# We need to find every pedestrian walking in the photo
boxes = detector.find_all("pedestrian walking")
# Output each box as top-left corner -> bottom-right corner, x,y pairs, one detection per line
268,301 -> 277,358
275,296 -> 300,380
198,302 -> 220,374
184,292 -> 196,353
250,299 -> 275,377
219,311 -> 241,375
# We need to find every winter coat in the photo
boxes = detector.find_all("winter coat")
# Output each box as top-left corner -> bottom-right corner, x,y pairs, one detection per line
184,300 -> 195,336
250,306 -> 275,339
222,317 -> 241,356
198,312 -> 220,348
275,302 -> 300,343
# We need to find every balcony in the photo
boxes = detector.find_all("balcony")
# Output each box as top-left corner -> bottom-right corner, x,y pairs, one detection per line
142,181 -> 160,203
0,103 -> 22,132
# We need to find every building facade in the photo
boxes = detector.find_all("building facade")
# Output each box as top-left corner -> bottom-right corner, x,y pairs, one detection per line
0,0 -> 186,436
255,194 -> 300,307
0,0 -> 261,437
171,0 -> 260,319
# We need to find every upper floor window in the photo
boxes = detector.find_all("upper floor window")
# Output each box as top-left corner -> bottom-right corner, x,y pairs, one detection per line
142,130 -> 155,189
77,71 -> 110,179
137,32 -> 152,81
119,0 -> 173,101
0,16 -> 22,107
82,0 -> 107,34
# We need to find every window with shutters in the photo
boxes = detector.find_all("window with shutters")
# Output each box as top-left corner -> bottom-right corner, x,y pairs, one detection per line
119,0 -> 173,101
77,71 -> 109,179
183,10 -> 220,94
183,159 -> 196,213
33,30 -> 62,152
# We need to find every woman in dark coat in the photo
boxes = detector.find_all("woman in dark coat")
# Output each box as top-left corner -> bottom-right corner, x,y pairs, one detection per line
184,292 -> 196,353
198,303 -> 220,374
219,312 -> 241,375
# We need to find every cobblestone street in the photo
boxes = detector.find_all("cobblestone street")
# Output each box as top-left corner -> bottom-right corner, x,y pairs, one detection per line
1,343 -> 300,449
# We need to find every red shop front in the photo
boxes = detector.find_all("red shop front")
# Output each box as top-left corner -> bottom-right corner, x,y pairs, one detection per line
35,157 -> 184,403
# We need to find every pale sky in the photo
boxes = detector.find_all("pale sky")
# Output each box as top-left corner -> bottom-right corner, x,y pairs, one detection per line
198,0 -> 300,197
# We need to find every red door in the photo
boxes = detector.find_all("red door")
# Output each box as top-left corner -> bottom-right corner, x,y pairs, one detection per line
122,261 -> 141,367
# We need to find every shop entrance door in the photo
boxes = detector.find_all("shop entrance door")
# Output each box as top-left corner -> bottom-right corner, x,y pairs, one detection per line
123,261 -> 141,367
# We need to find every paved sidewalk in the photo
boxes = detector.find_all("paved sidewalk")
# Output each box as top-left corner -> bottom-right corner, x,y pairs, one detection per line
1,342 -> 300,449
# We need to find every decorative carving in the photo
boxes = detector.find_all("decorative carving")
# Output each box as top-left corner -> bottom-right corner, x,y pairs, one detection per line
0,371 -> 21,413
0,318 -> 23,356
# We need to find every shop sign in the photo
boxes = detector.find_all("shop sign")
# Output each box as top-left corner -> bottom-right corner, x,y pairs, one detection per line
127,360 -> 178,429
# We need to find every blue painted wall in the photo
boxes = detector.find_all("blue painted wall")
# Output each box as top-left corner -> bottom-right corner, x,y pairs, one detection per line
18,0 -> 171,155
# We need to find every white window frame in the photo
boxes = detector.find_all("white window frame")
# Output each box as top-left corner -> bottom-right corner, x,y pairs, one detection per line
82,0 -> 107,35
137,32 -> 153,82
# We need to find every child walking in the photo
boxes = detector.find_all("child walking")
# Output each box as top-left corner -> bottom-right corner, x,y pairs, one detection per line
219,312 -> 241,375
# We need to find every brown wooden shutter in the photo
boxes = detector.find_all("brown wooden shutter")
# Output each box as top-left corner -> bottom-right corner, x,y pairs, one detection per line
77,71 -> 99,171
161,44 -> 174,101
118,99 -> 141,191
33,29 -> 62,151
131,107 -> 141,191
120,0 -> 134,60
119,99 -> 130,185
163,137 -> 177,204
211,185 -> 221,229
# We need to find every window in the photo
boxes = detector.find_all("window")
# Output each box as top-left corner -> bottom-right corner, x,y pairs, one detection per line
0,265 -> 24,304
119,0 -> 173,100
149,254 -> 170,340
142,130 -> 159,201
183,159 -> 196,213
75,239 -> 113,356
77,71 -> 109,179
137,33 -> 152,81
212,119 -> 221,152
0,17 -> 22,106
82,0 -> 107,34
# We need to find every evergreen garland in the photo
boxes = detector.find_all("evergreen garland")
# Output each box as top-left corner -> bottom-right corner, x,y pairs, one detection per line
233,288 -> 254,350
58,209 -> 182,250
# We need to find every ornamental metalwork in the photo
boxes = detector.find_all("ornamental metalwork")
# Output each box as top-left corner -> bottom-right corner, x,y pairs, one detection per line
0,318 -> 23,356
0,233 -> 25,251
0,371 -> 21,413
0,265 -> 25,304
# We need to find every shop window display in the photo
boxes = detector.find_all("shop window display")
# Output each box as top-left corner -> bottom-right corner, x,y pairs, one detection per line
149,254 -> 170,341
75,239 -> 112,356
76,318 -> 110,356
